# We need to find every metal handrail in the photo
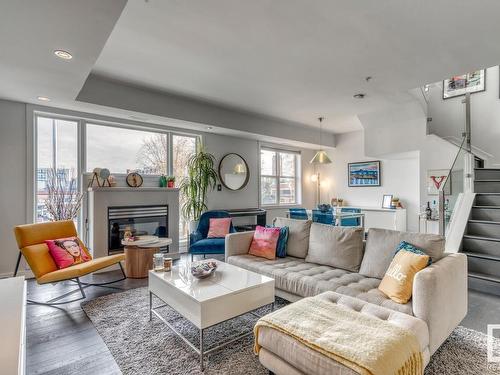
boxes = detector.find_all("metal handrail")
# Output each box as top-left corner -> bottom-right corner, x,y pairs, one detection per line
438,135 -> 469,235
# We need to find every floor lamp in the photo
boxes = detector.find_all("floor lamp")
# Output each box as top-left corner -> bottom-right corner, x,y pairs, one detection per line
310,117 -> 332,205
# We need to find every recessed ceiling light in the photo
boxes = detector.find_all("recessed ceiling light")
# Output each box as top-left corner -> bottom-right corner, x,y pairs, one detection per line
54,50 -> 73,60
206,126 -> 213,130
353,93 -> 366,99
37,96 -> 51,101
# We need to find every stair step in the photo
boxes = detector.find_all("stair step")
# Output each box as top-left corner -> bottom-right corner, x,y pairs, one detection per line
463,235 -> 500,257
475,194 -> 500,206
467,255 -> 500,278
467,220 -> 500,238
462,252 -> 500,262
469,272 -> 500,283
474,180 -> 500,193
475,168 -> 500,180
471,207 -> 500,221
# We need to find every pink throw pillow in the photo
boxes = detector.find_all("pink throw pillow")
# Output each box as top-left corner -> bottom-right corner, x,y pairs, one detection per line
248,226 -> 280,260
45,237 -> 92,269
207,218 -> 232,238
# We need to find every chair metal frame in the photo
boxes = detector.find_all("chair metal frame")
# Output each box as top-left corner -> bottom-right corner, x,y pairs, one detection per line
13,252 -> 127,306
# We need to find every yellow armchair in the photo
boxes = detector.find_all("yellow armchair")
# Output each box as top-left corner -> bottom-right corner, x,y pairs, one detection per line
13,220 -> 126,306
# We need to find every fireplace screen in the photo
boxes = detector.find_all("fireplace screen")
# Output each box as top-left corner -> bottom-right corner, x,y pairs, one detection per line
108,205 -> 168,253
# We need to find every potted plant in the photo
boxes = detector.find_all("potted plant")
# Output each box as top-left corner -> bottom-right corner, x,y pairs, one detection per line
179,145 -> 218,233
166,176 -> 175,188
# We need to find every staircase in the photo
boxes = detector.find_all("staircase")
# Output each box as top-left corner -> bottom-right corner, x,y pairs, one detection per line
462,168 -> 500,295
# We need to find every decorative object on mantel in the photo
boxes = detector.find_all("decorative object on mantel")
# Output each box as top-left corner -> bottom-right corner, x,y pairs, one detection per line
179,145 -> 217,232
166,176 -> 175,188
159,175 -> 167,188
348,160 -> 381,187
126,172 -> 144,187
88,167 -> 112,188
45,168 -> 84,220
108,175 -> 117,187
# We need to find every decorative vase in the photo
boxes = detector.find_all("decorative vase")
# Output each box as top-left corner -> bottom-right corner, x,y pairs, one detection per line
159,175 -> 167,187
189,220 -> 199,234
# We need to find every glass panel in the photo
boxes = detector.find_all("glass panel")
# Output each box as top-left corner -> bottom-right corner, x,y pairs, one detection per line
260,149 -> 276,175
261,177 -> 277,205
280,152 -> 296,177
36,117 -> 78,222
172,134 -> 197,242
86,124 -> 167,174
443,146 -> 467,233
279,177 -> 296,204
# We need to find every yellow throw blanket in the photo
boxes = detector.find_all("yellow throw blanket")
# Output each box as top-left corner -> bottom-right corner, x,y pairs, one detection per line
254,296 -> 422,375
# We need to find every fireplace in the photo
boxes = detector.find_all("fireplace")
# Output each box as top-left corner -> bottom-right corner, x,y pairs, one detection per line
108,205 -> 168,254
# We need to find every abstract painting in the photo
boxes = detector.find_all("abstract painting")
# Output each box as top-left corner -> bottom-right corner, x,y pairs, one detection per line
348,161 -> 381,187
443,70 -> 485,99
427,169 -> 451,195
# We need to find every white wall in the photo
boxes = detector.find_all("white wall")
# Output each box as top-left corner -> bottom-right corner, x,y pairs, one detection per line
427,65 -> 500,165
323,131 -> 420,232
0,100 -> 27,277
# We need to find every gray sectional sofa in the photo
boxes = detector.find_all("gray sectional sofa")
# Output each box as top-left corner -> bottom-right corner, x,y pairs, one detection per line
225,218 -> 468,374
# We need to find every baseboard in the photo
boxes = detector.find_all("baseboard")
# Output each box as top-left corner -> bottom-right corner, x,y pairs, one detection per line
0,269 -> 34,279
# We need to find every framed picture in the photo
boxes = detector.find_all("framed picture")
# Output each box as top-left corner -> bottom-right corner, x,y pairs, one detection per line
443,69 -> 485,99
382,194 -> 393,209
427,169 -> 451,195
348,161 -> 381,187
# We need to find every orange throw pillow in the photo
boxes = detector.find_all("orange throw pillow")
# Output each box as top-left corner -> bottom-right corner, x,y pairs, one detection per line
207,218 -> 232,238
45,237 -> 92,269
248,226 -> 280,260
378,250 -> 430,304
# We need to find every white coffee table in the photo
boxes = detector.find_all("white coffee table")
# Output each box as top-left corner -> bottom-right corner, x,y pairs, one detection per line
148,260 -> 275,370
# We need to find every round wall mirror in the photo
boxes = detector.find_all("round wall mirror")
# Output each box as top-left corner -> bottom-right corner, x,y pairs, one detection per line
218,153 -> 249,191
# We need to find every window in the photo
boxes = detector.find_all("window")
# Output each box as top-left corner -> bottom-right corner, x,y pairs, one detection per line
36,116 -> 78,222
260,147 -> 301,206
86,124 -> 168,174
172,134 -> 197,240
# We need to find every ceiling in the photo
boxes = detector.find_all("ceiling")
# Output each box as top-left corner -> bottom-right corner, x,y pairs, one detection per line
92,0 -> 500,132
1,0 -> 500,138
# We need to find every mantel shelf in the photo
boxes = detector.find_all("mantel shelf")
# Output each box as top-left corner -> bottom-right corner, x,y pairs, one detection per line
88,187 -> 180,192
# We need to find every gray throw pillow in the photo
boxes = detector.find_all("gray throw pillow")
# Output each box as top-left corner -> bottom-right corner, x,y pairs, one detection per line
306,223 -> 364,272
359,228 -> 445,279
273,217 -> 312,258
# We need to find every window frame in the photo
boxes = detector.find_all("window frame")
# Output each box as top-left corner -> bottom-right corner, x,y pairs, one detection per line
30,109 -> 201,232
259,145 -> 301,207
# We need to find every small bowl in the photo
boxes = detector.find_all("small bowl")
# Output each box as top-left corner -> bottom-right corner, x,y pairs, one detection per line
191,260 -> 218,279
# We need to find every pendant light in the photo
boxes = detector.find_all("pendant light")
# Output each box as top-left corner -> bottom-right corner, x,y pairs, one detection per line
310,117 -> 332,164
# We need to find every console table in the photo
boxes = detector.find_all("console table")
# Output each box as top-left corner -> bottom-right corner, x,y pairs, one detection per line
224,208 -> 266,231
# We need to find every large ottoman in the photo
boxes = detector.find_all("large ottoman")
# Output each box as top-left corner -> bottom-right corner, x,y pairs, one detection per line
256,291 -> 430,375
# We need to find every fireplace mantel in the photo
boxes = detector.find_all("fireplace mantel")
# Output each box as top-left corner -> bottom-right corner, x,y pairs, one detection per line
86,188 -> 180,264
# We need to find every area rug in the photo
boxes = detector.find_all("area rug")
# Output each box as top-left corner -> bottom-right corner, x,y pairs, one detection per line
82,287 -> 499,375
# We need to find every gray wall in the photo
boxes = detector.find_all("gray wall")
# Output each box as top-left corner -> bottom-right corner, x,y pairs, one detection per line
0,100 -> 27,276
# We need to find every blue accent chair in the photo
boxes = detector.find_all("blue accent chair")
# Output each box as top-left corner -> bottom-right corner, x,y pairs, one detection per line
312,209 -> 335,225
340,207 -> 361,226
189,210 -> 236,261
289,208 -> 308,220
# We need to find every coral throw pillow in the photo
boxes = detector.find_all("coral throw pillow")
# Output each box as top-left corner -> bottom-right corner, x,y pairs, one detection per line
207,218 -> 232,238
248,226 -> 280,260
266,225 -> 289,257
378,247 -> 430,304
45,237 -> 92,269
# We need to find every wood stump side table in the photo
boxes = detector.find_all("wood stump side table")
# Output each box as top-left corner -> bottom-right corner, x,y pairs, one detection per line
123,238 -> 173,279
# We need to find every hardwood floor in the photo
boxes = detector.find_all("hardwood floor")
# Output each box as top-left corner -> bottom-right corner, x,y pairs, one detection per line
25,257 -> 500,375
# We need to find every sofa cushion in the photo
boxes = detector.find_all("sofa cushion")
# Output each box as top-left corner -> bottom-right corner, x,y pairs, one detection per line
305,223 -> 364,272
227,254 -> 413,315
189,238 -> 225,254
359,228 -> 445,279
256,291 -> 430,375
273,217 -> 311,258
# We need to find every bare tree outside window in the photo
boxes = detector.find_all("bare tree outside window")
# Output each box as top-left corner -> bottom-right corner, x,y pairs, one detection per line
136,133 -> 168,175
